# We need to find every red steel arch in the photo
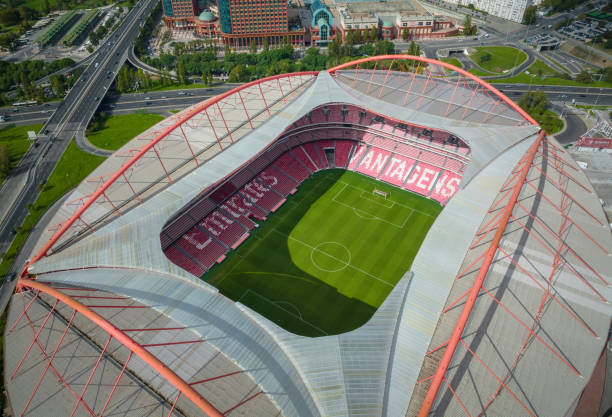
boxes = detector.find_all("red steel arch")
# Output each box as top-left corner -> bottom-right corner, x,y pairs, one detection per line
327,55 -> 539,126
16,279 -> 224,417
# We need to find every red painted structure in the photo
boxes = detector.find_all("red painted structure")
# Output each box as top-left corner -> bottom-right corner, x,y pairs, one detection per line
576,136 -> 612,149
15,279 -> 225,417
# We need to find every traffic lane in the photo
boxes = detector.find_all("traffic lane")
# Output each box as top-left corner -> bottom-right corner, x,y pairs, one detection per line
550,103 -> 587,145
103,98 -> 208,112
3,91 -> 610,127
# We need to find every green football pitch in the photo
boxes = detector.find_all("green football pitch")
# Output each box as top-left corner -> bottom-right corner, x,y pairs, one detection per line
205,169 -> 442,337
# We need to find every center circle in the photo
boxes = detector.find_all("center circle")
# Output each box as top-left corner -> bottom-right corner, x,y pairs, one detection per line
310,241 -> 352,273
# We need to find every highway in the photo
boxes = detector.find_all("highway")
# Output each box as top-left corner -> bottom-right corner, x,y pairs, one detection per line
2,83 -> 610,127
0,0 -> 159,274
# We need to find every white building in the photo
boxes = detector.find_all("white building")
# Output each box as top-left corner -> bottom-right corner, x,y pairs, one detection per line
443,0 -> 532,22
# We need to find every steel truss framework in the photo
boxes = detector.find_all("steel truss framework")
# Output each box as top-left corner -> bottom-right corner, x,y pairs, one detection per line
12,56 -> 609,417
411,131 -> 611,416
10,280 -> 273,417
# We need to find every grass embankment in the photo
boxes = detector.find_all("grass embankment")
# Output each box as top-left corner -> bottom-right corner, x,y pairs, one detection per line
470,46 -> 527,74
469,67 -> 494,77
490,60 -> 612,87
0,124 -> 42,185
0,140 -> 105,279
205,170 -> 441,336
441,58 -> 463,69
87,113 -> 164,150
539,109 -> 564,134
148,82 -> 214,92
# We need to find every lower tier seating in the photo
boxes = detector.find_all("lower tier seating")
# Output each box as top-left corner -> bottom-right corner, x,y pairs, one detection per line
164,137 -> 466,277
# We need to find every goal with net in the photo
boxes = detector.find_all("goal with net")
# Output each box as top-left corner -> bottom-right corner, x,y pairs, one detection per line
373,189 -> 388,199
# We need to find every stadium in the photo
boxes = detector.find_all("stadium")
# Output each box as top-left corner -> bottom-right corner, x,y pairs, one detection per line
4,55 -> 611,417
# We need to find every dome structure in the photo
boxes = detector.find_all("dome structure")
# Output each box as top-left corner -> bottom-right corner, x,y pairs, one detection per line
198,10 -> 214,21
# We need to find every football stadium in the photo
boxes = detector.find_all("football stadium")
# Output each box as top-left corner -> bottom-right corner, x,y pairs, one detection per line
4,56 -> 611,417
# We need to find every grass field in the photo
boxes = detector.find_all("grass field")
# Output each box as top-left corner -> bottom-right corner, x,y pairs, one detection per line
471,46 -> 527,74
87,113 -> 164,150
441,58 -> 463,69
205,170 -> 441,336
468,67 -> 493,77
490,73 -> 612,88
0,124 -> 42,185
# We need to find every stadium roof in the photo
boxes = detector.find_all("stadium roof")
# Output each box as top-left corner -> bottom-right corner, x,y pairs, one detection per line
7,56 -> 611,417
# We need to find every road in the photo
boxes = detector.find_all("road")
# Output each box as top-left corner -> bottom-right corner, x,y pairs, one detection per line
550,103 -> 588,145
2,83 -> 610,128
0,0 -> 159,273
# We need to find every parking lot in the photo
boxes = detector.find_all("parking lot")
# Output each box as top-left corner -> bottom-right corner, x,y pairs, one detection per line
557,17 -> 611,42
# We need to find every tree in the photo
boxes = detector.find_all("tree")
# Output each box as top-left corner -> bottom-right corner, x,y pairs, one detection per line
370,26 -> 378,42
228,64 -> 248,82
202,69 -> 212,86
0,145 -> 9,179
402,27 -> 409,41
263,37 -> 269,51
176,60 -> 188,85
479,52 -> 492,64
462,15 -> 476,36
43,0 -> 50,14
328,37 -> 341,58
600,66 -> 612,83
249,39 -> 257,55
575,70 -> 593,83
408,40 -> 420,56
518,91 -> 549,116
522,5 -> 537,24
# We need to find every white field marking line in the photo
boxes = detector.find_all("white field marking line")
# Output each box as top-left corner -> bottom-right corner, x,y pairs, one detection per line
310,241 -> 352,273
359,190 -> 395,208
332,182 -> 407,228
279,231 -> 394,288
243,289 -> 329,335
352,208 -> 377,220
332,194 -> 411,229
274,300 -> 303,319
337,179 -> 437,218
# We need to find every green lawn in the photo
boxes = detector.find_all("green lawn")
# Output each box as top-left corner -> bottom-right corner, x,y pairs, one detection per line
469,67 -> 494,77
0,124 -> 42,184
0,140 -> 105,280
87,113 -> 164,150
527,60 -> 558,77
471,46 -> 527,74
490,73 -> 612,88
441,57 -> 463,69
539,109 -> 564,135
148,82 -> 213,92
205,170 -> 441,336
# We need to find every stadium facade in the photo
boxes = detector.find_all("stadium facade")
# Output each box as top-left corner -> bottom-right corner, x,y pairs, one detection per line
4,56 -> 611,417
